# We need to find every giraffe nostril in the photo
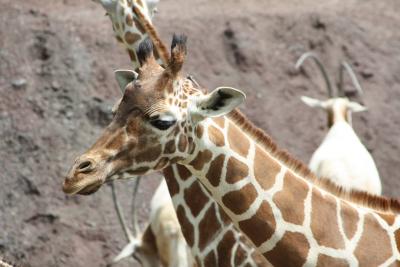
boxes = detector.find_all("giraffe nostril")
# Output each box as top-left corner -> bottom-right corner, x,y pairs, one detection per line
77,160 -> 94,173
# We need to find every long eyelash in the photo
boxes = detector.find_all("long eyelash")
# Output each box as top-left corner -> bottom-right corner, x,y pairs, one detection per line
143,101 -> 168,117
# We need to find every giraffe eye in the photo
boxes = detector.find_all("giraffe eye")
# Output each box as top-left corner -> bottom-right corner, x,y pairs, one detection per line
149,118 -> 176,130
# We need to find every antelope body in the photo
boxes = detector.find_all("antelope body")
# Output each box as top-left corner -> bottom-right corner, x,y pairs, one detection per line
297,52 -> 382,195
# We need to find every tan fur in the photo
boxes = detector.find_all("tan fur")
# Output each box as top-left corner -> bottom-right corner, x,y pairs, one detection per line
227,109 -> 400,214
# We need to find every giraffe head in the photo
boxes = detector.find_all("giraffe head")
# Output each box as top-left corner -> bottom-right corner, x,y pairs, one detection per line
62,35 -> 245,195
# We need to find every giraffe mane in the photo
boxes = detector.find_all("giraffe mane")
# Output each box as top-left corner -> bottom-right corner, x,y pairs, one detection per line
227,109 -> 400,214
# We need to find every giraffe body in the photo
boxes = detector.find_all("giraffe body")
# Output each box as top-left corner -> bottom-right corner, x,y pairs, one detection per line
93,1 -> 273,266
62,36 -> 400,267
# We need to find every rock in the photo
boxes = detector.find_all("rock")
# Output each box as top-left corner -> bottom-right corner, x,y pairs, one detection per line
11,78 -> 27,89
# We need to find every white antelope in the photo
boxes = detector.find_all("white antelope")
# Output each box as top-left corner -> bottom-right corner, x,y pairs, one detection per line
296,52 -> 382,195
108,178 -> 194,267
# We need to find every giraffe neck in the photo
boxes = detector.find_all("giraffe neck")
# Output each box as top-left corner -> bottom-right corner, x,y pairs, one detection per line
162,164 -> 271,267
179,113 -> 400,267
100,0 -> 156,70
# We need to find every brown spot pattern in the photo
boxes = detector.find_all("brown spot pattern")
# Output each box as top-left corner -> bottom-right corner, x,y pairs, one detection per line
316,254 -> 348,267
273,172 -> 308,225
128,49 -> 137,62
184,182 -> 209,217
208,125 -> 225,147
178,134 -> 187,152
213,117 -> 225,128
311,188 -> 345,249
340,201 -> 359,240
133,18 -> 146,34
217,231 -> 236,267
196,125 -> 204,139
264,232 -> 310,267
234,244 -> 247,266
204,251 -> 217,267
176,205 -> 194,247
136,145 -> 161,162
253,147 -> 281,190
354,213 -> 392,266
189,149 -> 212,170
125,14 -> 133,26
238,201 -> 275,246
124,31 -> 141,44
164,140 -> 176,154
176,164 -> 191,181
228,122 -> 250,157
226,157 -> 249,184
198,204 -> 221,250
222,183 -> 258,215
163,166 -> 179,196
205,154 -> 225,187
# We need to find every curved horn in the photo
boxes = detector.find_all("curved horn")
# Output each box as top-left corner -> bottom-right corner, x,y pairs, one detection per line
295,52 -> 334,98
338,61 -> 364,97
131,1 -> 170,66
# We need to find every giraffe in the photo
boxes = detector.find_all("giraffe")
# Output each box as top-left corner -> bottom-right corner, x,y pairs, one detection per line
93,1 -> 273,266
62,35 -> 400,266
94,0 -> 168,70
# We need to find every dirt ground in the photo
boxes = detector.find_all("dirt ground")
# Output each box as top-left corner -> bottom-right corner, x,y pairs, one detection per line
1,0 -> 399,266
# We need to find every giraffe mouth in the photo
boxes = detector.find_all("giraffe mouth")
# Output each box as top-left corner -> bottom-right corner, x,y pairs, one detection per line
62,174 -> 106,195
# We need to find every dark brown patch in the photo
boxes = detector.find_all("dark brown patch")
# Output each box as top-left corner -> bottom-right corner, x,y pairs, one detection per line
178,134 -> 187,152
378,212 -> 396,226
163,166 -> 180,196
238,201 -> 275,246
205,154 -> 225,187
340,201 -> 359,240
125,14 -> 133,26
217,231 -> 236,267
311,188 -> 345,249
234,244 -> 247,266
395,229 -> 400,260
133,17 -> 146,34
208,125 -> 225,147
198,204 -> 222,250
196,125 -> 204,139
116,35 -> 124,43
354,213 -> 392,266
136,145 -> 161,162
226,157 -> 249,184
228,121 -> 250,157
253,147 -> 281,190
264,232 -> 310,267
164,140 -> 176,154
189,149 -> 212,170
222,183 -> 258,215
124,31 -> 141,44
184,181 -> 209,217
127,166 -> 149,175
176,164 -> 192,181
176,205 -> 194,247
128,49 -> 137,62
316,254 -> 348,267
213,117 -> 225,128
204,251 -> 217,266
273,171 -> 308,225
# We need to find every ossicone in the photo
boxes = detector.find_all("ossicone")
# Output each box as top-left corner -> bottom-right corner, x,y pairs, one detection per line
166,33 -> 187,75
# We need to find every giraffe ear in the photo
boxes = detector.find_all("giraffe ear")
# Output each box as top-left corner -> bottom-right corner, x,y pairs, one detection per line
115,70 -> 139,93
191,87 -> 246,121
